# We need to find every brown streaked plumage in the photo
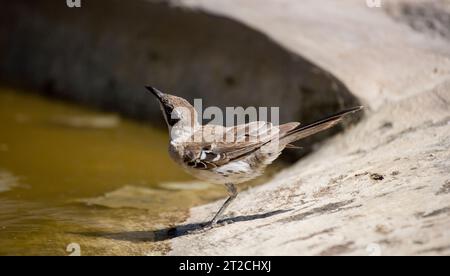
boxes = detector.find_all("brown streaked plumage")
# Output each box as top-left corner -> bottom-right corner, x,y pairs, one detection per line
147,86 -> 363,228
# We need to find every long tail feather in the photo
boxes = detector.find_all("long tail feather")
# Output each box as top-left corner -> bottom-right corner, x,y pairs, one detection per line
281,106 -> 363,144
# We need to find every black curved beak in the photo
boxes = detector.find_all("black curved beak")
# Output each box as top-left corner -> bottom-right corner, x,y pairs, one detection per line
145,86 -> 165,101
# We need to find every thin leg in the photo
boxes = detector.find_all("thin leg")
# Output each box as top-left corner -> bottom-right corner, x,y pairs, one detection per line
205,183 -> 237,228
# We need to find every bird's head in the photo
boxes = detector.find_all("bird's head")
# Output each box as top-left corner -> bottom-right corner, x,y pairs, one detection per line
146,86 -> 198,134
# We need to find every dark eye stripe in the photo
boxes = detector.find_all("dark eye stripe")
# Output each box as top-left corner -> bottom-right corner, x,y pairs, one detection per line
164,105 -> 180,126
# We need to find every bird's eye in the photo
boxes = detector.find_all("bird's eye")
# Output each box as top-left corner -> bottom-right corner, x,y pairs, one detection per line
164,105 -> 173,117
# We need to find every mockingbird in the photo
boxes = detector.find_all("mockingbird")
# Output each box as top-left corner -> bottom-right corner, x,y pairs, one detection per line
147,86 -> 362,228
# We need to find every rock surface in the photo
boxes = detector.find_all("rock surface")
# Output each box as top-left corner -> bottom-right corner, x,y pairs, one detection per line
169,0 -> 450,256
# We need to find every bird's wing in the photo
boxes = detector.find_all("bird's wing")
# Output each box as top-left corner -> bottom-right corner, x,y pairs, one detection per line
182,122 -> 299,170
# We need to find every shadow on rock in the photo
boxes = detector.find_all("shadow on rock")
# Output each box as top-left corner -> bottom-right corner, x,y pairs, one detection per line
74,209 -> 292,242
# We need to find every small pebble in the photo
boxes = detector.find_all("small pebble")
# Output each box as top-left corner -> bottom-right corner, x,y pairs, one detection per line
370,173 -> 384,181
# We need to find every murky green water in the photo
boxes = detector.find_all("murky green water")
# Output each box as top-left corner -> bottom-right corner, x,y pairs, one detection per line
0,88 -> 229,255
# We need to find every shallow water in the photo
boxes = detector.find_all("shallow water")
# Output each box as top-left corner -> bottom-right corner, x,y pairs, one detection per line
0,88 -> 284,255
0,88 -> 228,255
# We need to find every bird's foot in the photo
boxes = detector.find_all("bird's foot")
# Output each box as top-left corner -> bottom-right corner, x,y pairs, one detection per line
202,221 -> 218,230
